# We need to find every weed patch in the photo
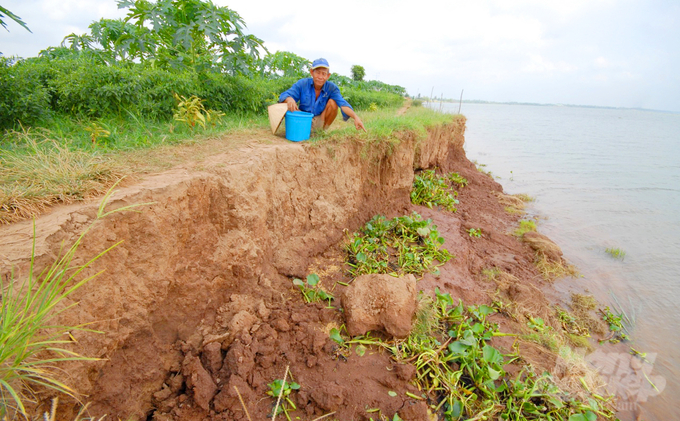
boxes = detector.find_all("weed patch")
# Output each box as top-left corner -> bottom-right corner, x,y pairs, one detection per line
344,212 -> 452,277
481,267 -> 501,282
447,172 -> 468,188
513,219 -> 537,237
467,228 -> 482,238
292,273 -> 334,305
599,306 -> 630,344
605,247 -> 626,260
534,252 -> 579,281
347,291 -> 615,421
570,294 -> 607,336
410,169 -> 460,212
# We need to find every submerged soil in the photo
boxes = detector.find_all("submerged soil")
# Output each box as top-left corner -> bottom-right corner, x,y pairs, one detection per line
0,118 -> 593,420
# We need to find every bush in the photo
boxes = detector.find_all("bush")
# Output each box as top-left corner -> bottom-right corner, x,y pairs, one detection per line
0,58 -> 51,130
0,55 -> 405,130
340,86 -> 403,110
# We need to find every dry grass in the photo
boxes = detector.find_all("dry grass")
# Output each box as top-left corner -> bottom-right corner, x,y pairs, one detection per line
0,137 -> 122,224
513,193 -> 535,203
0,130 -> 255,225
496,192 -> 525,209
534,252 -> 579,281
570,293 -> 608,336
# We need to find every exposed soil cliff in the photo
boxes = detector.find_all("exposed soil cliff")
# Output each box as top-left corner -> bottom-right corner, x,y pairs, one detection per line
0,119 -> 572,420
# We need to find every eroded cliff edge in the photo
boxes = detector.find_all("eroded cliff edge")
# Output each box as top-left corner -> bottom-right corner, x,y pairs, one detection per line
1,118 -> 571,420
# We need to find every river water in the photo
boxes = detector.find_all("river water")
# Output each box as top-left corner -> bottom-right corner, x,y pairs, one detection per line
438,102 -> 679,420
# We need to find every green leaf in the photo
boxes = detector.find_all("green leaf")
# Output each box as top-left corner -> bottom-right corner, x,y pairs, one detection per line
306,273 -> 319,286
482,345 -> 504,365
449,399 -> 462,418
416,227 -> 430,237
471,323 -> 485,335
488,367 -> 501,380
355,344 -> 367,357
292,278 -> 304,287
356,252 -> 367,263
478,304 -> 495,316
459,329 -> 476,346
448,341 -> 469,355
388,390 -> 397,397
329,328 -> 344,345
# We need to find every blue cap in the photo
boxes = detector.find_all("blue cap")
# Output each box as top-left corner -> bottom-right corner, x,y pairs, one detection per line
311,58 -> 330,70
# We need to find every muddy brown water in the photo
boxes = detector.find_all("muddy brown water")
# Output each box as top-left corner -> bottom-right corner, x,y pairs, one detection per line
0,121 -> 600,420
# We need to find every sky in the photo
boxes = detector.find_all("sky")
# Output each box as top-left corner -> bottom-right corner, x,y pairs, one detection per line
2,0 -> 680,112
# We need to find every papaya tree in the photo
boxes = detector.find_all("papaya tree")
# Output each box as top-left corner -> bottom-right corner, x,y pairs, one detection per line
258,51 -> 310,79
114,0 -> 265,74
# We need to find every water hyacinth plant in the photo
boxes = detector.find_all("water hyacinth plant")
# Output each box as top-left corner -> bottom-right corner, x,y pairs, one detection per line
344,212 -> 452,277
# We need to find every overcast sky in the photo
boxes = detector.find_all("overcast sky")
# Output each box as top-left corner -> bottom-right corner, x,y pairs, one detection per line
2,0 -> 679,112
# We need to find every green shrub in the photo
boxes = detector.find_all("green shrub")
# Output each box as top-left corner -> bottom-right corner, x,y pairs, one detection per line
340,86 -> 403,110
0,58 -> 51,130
0,55 -> 404,130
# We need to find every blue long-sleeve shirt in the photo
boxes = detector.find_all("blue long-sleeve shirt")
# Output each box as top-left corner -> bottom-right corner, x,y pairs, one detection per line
279,78 -> 352,121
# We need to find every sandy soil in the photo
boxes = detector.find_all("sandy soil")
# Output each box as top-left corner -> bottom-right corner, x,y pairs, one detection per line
0,119 -> 593,420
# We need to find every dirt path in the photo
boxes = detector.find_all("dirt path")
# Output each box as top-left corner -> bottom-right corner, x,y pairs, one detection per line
0,119 -> 594,421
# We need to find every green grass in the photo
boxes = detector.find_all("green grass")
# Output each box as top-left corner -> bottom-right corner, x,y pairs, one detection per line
513,219 -> 537,237
2,112 -> 264,153
313,106 -> 461,159
605,247 -> 626,260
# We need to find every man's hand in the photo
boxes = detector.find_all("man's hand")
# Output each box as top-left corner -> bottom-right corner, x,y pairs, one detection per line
283,97 -> 299,112
354,116 -> 367,132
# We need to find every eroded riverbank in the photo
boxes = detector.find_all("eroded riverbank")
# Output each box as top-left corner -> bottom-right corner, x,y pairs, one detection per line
0,117 -> 613,420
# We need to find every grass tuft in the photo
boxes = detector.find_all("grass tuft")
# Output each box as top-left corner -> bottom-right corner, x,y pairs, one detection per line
513,219 -> 537,237
0,137 -> 122,224
570,294 -> 608,336
605,247 -> 626,260
513,193 -> 535,202
534,252 -> 579,281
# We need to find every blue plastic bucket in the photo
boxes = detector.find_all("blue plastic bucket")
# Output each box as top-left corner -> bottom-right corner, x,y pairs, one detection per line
285,111 -> 313,141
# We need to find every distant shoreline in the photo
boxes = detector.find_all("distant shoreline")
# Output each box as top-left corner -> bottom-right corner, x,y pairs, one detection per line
425,99 -> 679,114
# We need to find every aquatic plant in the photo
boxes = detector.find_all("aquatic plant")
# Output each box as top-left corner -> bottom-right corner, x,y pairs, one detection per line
410,169 -> 459,212
344,212 -> 452,277
605,247 -> 626,260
